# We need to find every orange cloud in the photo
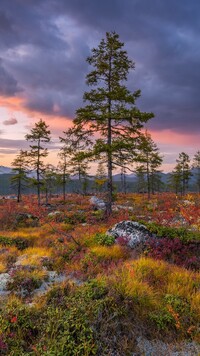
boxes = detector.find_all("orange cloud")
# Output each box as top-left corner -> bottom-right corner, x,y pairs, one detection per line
149,129 -> 199,146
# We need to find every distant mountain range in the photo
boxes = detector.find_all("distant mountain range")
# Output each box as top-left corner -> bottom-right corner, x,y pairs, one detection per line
0,166 -> 12,174
0,166 -> 198,183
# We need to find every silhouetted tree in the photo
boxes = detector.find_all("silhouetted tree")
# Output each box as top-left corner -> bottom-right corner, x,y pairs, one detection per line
136,131 -> 163,198
170,152 -> 192,195
193,150 -> 200,193
74,32 -> 154,215
26,119 -> 51,205
11,150 -> 29,202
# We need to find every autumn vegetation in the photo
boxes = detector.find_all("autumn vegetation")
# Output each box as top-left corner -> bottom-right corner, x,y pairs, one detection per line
0,192 -> 199,355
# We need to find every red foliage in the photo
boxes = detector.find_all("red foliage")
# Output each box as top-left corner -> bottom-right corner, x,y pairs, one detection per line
146,237 -> 200,270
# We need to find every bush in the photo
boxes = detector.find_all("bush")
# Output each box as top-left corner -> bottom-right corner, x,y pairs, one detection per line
94,233 -> 115,246
145,237 -> 200,270
144,222 -> 200,242
0,235 -> 33,250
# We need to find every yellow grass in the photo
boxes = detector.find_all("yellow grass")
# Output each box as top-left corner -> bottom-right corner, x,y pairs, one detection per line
91,244 -> 126,260
0,261 -> 6,273
167,268 -> 200,299
131,257 -> 170,290
18,247 -> 52,266
22,247 -> 52,257
110,266 -> 157,310
0,246 -> 20,264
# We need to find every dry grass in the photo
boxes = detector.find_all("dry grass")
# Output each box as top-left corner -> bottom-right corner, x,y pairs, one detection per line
90,244 -> 127,260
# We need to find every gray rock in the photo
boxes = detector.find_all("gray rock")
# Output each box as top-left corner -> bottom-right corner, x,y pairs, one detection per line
107,221 -> 151,248
15,213 -> 39,227
135,336 -> 200,356
0,273 -> 12,294
113,205 -> 134,212
48,211 -> 63,217
90,196 -> 106,209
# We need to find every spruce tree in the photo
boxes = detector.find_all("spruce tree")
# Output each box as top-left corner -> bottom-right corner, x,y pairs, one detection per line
11,150 -> 29,202
94,161 -> 107,193
136,131 -> 163,198
193,150 -> 200,193
74,32 -> 154,215
59,128 -> 90,195
26,119 -> 51,205
170,152 -> 192,195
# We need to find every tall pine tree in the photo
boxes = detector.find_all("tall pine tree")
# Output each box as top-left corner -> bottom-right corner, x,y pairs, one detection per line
26,119 -> 51,205
11,150 -> 29,202
193,150 -> 200,193
74,32 -> 154,215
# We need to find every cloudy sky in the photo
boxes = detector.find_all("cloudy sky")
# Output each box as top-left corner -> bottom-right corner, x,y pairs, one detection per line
0,0 -> 199,171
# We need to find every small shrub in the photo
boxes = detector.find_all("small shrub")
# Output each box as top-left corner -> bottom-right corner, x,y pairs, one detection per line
150,309 -> 174,330
7,269 -> 48,295
145,222 -> 200,242
94,233 -> 115,246
0,236 -> 33,250
146,237 -> 200,270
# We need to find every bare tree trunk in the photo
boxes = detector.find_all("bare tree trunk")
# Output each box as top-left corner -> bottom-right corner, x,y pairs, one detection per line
107,117 -> 113,216
37,168 -> 41,205
17,179 -> 21,203
147,156 -> 150,199
63,174 -> 66,201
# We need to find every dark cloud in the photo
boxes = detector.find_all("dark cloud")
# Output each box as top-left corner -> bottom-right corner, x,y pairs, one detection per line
0,137 -> 58,151
0,0 -> 199,134
3,118 -> 18,125
0,148 -> 18,154
0,138 -> 29,150
0,59 -> 21,96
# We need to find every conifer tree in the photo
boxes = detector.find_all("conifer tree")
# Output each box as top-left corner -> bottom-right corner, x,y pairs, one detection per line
94,161 -> 107,193
59,128 -> 90,195
41,164 -> 58,204
168,164 -> 182,194
58,137 -> 71,201
74,32 -> 154,215
170,152 -> 192,195
11,150 -> 29,202
136,131 -> 163,198
26,119 -> 51,205
193,150 -> 200,193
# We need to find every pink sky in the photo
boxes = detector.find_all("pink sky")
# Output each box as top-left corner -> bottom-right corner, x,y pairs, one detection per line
0,94 -> 198,173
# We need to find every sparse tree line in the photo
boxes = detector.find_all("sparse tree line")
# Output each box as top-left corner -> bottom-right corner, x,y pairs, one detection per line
10,32 -> 200,212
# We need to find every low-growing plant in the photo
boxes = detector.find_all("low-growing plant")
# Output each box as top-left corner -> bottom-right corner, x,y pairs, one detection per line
144,222 -> 200,242
0,235 -> 33,250
91,245 -> 126,261
149,309 -> 175,330
7,269 -> 48,295
94,232 -> 115,246
146,237 -> 200,270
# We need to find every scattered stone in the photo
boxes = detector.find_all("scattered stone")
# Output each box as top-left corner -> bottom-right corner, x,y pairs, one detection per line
48,211 -> 63,217
0,273 -> 12,294
182,200 -> 195,206
15,213 -> 39,227
107,221 -> 151,248
48,211 -> 64,222
113,204 -> 134,212
135,336 -> 200,356
170,215 -> 188,227
90,196 -> 106,210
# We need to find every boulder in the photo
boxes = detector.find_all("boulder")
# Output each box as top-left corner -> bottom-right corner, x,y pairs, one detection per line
0,273 -> 11,294
107,221 -> 151,248
48,211 -> 63,217
90,196 -> 106,210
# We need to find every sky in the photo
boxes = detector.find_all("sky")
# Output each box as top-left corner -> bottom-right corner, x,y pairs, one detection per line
0,0 -> 199,172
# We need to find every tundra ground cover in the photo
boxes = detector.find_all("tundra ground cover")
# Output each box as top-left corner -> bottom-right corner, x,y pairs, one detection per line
0,193 -> 199,354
